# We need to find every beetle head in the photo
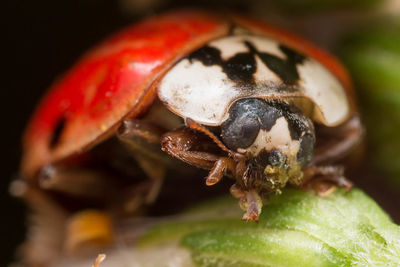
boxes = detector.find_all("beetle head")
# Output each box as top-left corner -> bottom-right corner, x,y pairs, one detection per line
220,98 -> 315,192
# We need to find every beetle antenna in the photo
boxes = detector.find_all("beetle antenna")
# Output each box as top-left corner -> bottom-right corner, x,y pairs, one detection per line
185,118 -> 234,156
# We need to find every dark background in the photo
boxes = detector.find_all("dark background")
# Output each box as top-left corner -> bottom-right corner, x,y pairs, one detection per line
2,0 -> 399,265
2,1 -> 133,264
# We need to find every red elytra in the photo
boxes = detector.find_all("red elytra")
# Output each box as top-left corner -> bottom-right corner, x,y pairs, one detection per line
21,10 -> 354,179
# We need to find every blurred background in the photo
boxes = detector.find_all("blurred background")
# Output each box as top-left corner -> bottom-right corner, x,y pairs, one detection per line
2,0 -> 400,265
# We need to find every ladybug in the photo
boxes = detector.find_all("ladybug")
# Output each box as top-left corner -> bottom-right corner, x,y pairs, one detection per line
20,10 -> 362,226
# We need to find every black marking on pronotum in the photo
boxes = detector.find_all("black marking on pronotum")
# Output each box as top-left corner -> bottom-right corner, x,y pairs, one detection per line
188,38 -> 306,88
189,45 -> 257,84
244,41 -> 306,85
189,46 -> 223,66
49,116 -> 66,149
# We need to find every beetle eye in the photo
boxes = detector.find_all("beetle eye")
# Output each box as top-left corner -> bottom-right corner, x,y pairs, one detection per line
221,98 -> 280,151
221,114 -> 260,150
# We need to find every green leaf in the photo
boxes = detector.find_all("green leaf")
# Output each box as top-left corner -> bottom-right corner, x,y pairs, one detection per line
139,189 -> 400,266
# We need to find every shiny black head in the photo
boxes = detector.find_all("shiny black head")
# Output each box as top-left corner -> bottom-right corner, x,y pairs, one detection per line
220,98 -> 315,168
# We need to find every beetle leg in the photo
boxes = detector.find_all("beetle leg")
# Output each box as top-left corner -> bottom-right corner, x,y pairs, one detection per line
301,165 -> 353,196
162,127 -> 238,185
206,157 -> 236,186
161,127 -> 221,170
313,116 -> 364,164
132,153 -> 165,204
185,118 -> 233,155
117,119 -> 167,162
303,116 -> 361,195
162,126 -> 263,219
117,119 -> 170,204
230,184 -> 263,221
38,164 -> 118,199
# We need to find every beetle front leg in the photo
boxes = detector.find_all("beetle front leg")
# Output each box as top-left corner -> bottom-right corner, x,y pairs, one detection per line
230,184 -> 263,221
206,157 -> 236,186
161,127 -> 220,169
161,127 -> 237,186
301,165 -> 353,196
162,126 -> 263,220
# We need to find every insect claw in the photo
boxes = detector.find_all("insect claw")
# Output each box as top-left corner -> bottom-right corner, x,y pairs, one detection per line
239,189 -> 263,222
205,167 -> 224,186
206,157 -> 236,186
315,182 -> 337,197
205,176 -> 220,186
337,176 -> 353,192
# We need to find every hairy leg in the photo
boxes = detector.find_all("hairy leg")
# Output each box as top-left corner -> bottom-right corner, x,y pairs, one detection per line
301,165 -> 353,196
230,184 -> 263,222
161,126 -> 238,186
162,123 -> 263,221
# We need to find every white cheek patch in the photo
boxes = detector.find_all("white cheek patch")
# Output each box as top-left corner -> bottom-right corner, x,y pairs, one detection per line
244,117 -> 300,157
298,60 -> 349,126
158,60 -> 238,124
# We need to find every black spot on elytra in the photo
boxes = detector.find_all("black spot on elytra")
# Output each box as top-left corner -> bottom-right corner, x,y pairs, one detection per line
188,39 -> 306,87
49,117 -> 66,149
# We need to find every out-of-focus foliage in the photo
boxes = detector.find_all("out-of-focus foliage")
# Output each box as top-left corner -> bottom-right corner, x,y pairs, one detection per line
266,0 -> 380,14
119,0 -> 382,16
339,20 -> 400,186
140,189 -> 400,266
